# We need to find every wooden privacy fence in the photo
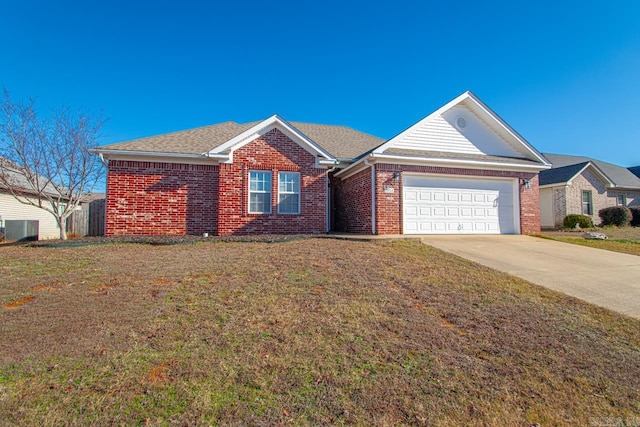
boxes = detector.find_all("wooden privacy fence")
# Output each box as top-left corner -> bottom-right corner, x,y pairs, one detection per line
67,198 -> 105,237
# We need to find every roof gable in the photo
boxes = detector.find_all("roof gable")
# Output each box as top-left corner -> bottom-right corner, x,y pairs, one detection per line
539,162 -> 613,187
374,91 -> 549,165
209,115 -> 335,163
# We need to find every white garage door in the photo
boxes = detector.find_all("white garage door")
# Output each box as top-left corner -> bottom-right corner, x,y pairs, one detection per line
403,175 -> 518,234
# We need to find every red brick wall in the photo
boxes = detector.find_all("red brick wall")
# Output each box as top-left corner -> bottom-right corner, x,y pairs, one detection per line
217,128 -> 327,235
373,163 -> 541,234
106,161 -> 218,236
375,166 -> 402,234
332,167 -> 373,234
519,174 -> 541,234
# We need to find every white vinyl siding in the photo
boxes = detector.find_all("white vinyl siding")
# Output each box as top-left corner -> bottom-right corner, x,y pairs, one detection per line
403,175 -> 518,235
278,172 -> 300,214
393,105 -> 523,158
0,192 -> 61,239
249,171 -> 272,214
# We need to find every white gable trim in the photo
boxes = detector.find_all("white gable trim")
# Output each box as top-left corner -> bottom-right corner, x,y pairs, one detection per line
208,114 -> 336,164
373,91 -> 550,166
568,162 -> 614,187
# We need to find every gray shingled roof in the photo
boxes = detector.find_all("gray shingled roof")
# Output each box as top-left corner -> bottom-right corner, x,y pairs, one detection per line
539,162 -> 590,186
99,120 -> 384,160
629,166 -> 640,179
543,153 -> 640,189
384,148 -> 542,166
0,157 -> 65,197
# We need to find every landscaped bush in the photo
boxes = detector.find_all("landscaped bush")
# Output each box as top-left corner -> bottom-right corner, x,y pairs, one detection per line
598,206 -> 632,227
563,214 -> 593,229
629,206 -> 640,227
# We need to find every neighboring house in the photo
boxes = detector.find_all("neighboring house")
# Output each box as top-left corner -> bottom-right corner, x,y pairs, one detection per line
629,166 -> 640,179
0,191 -> 65,240
0,162 -> 66,240
539,153 -> 640,228
94,91 -> 550,236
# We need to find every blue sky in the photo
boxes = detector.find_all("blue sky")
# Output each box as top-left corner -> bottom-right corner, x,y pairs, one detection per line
2,0 -> 639,167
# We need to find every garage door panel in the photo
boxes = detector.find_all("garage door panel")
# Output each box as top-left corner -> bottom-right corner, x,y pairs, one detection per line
419,192 -> 431,201
433,192 -> 446,202
403,175 -> 517,235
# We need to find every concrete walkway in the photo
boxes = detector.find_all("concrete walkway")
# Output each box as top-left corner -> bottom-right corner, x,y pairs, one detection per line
421,235 -> 640,319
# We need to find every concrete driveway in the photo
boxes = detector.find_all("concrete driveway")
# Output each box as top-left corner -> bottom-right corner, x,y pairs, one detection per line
421,235 -> 640,319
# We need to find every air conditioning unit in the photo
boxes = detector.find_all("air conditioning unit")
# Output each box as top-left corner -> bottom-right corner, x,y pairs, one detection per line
5,220 -> 39,241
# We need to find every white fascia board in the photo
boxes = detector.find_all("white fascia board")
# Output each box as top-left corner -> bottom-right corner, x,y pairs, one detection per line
98,150 -> 223,165
333,157 -> 370,180
209,114 -> 336,162
463,91 -> 550,166
539,183 -> 568,189
370,153 -> 551,173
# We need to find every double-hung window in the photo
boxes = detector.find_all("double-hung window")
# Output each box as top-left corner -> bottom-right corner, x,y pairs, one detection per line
617,194 -> 627,206
278,172 -> 300,214
249,171 -> 272,214
582,190 -> 593,215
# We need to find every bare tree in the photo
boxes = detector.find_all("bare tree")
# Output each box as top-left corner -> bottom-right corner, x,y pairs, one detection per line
0,89 -> 105,240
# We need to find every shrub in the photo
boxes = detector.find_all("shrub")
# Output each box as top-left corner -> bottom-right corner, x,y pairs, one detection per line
629,206 -> 640,227
598,206 -> 631,227
563,214 -> 593,229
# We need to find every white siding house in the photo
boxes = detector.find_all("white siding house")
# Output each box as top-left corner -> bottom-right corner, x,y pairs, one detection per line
0,191 -> 62,240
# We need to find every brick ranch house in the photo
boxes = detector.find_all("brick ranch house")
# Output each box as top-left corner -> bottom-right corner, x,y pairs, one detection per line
94,91 -> 551,236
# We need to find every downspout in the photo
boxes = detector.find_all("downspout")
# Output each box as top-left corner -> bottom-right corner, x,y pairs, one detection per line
326,160 -> 338,233
98,153 -> 109,167
364,157 -> 376,235
98,153 -> 109,237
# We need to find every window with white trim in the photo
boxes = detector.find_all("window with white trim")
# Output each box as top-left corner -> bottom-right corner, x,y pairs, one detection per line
249,171 -> 272,214
582,190 -> 593,215
278,172 -> 300,214
617,194 -> 627,206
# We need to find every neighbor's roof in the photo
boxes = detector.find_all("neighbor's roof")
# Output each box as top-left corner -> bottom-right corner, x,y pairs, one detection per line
542,153 -> 640,189
629,166 -> 640,179
99,121 -> 385,160
0,157 -> 66,198
539,162 -> 592,186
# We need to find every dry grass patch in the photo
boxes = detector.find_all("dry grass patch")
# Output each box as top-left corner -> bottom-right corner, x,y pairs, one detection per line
541,227 -> 640,256
0,239 -> 639,425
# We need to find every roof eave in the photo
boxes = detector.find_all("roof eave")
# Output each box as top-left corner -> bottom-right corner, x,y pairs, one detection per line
372,153 -> 550,171
335,153 -> 550,180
